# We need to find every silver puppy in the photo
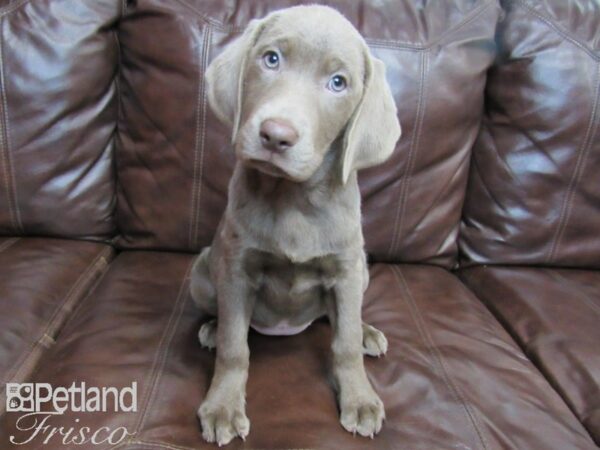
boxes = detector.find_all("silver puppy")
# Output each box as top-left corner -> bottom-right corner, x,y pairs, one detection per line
191,5 -> 401,446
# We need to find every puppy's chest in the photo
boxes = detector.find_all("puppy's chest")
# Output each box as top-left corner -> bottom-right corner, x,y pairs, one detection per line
240,200 -> 351,261
243,249 -> 339,301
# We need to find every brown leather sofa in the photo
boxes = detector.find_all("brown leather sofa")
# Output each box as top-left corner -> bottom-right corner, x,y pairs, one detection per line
0,0 -> 598,449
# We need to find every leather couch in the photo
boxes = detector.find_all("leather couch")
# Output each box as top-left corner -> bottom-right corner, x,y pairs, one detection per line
0,0 -> 598,448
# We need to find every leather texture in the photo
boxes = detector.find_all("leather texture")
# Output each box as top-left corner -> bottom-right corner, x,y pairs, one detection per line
2,252 -> 595,449
0,237 -> 113,410
0,1 -> 599,448
460,265 -> 600,445
460,0 -> 600,268
0,0 -> 120,239
115,0 -> 500,268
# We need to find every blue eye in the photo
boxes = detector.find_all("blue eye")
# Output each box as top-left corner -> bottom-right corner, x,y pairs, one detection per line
328,74 -> 347,92
263,51 -> 280,69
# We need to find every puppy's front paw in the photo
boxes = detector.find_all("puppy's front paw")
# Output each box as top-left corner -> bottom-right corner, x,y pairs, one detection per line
198,399 -> 250,446
340,391 -> 385,438
362,323 -> 388,357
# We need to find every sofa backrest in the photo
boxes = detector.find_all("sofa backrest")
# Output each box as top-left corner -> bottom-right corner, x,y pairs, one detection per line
115,0 -> 500,268
460,0 -> 600,268
0,0 -> 120,240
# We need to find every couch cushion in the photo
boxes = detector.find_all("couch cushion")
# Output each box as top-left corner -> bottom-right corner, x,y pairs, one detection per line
2,253 -> 594,449
460,265 -> 600,445
0,237 -> 113,412
0,0 -> 120,239
115,0 -> 499,268
460,0 -> 600,268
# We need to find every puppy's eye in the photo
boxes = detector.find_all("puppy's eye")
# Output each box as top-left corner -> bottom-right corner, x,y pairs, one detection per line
262,51 -> 280,69
328,75 -> 347,92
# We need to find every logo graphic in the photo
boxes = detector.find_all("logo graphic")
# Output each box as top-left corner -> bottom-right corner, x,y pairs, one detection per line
6,382 -> 137,446
6,383 -> 35,412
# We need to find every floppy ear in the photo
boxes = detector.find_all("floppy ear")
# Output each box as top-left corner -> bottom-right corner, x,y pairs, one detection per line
205,19 -> 265,142
341,55 -> 401,183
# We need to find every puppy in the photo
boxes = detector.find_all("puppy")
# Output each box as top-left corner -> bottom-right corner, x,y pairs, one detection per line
191,5 -> 401,446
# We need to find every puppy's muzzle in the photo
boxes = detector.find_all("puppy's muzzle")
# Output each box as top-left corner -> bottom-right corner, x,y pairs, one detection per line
259,118 -> 299,153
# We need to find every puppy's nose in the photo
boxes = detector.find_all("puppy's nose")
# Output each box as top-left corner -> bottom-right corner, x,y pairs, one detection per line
259,119 -> 299,152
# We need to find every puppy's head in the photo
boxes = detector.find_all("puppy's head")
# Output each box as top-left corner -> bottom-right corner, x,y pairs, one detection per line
206,5 -> 400,183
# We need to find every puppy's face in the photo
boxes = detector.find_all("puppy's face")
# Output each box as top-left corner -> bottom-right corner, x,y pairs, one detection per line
235,12 -> 365,181
206,6 -> 401,184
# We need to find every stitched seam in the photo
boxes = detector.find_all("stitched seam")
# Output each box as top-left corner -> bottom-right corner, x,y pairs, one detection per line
0,328 -> 66,415
548,269 -> 600,317
0,20 -> 13,230
188,28 -> 203,248
194,26 -> 212,248
572,289 -> 600,317
0,20 -> 22,232
129,441 -> 309,450
389,51 -> 429,258
174,0 -> 494,49
128,440 -> 201,450
422,1 -> 495,50
0,20 -> 22,233
0,247 -> 113,419
6,247 -> 118,419
1,246 -> 112,385
366,41 -> 425,52
0,0 -> 29,17
17,251 -> 117,438
0,343 -> 52,416
2,344 -> 45,387
388,52 -> 424,257
193,25 -> 212,248
367,0 -> 495,51
173,0 -> 244,31
112,5 -> 124,243
108,444 -> 128,450
547,61 -> 600,262
189,26 -> 211,249
129,259 -> 194,438
513,0 -> 600,62
0,236 -> 18,253
58,250 -> 114,329
46,245 -> 113,333
391,266 -> 490,450
1,246 -> 113,387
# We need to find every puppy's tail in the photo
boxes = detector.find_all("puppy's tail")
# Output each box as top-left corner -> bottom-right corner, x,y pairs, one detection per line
190,246 -> 216,314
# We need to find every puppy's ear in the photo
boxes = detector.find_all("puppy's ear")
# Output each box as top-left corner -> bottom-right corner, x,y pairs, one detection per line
341,54 -> 401,184
205,19 -> 265,142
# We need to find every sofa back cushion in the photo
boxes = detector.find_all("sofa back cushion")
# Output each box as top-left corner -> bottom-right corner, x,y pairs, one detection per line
116,0 -> 499,268
460,0 -> 600,268
0,0 -> 119,240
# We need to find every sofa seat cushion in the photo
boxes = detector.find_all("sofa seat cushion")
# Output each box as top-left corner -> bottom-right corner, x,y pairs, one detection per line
2,253 -> 594,449
460,266 -> 600,445
0,237 -> 113,410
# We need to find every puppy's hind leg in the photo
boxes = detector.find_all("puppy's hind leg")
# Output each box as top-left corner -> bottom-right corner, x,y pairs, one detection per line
191,247 -> 217,312
362,322 -> 388,357
359,253 -> 387,357
191,247 -> 218,349
327,293 -> 387,357
198,319 -> 217,350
